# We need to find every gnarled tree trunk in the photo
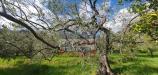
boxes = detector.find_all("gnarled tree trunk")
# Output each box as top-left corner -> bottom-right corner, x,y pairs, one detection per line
97,53 -> 113,75
97,29 -> 114,75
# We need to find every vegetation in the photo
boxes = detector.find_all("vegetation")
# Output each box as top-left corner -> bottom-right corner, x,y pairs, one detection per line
0,51 -> 158,75
0,0 -> 158,75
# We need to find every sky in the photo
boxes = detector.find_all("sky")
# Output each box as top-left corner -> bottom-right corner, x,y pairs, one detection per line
75,0 -> 136,32
109,0 -> 133,18
65,0 -> 133,19
45,0 -> 132,18
0,0 -> 137,33
102,0 -> 137,32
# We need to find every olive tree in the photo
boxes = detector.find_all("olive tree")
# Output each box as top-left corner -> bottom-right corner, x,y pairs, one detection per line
1,0 -> 156,75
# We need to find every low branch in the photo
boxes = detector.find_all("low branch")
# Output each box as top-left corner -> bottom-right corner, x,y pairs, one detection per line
0,12 -> 60,49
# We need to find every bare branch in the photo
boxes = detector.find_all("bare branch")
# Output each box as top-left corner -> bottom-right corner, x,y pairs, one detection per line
0,12 -> 60,49
0,0 -> 6,13
89,0 -> 99,15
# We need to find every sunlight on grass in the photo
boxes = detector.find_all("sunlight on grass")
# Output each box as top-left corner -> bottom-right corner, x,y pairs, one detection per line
0,53 -> 158,75
0,56 -> 97,75
110,53 -> 158,75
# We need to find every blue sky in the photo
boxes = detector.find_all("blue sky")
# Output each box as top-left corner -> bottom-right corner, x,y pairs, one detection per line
109,0 -> 132,18
46,0 -> 132,17
110,0 -> 132,11
78,0 -> 131,15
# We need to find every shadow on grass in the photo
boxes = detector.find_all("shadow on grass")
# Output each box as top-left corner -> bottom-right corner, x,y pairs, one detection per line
113,63 -> 158,75
0,63 -> 78,75
137,54 -> 158,58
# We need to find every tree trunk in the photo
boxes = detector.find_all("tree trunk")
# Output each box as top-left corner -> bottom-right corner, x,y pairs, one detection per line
97,53 -> 113,75
148,48 -> 154,57
97,29 -> 114,75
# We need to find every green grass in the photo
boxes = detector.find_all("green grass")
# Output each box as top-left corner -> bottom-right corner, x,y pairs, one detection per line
0,56 -> 97,75
0,53 -> 158,75
110,53 -> 158,75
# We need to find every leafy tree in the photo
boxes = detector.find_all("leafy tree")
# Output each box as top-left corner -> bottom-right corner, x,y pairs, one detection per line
132,11 -> 158,40
1,0 -> 158,75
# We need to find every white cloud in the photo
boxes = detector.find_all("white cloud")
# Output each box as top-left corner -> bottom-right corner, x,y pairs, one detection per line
79,2 -> 92,21
0,0 -> 56,30
104,8 -> 139,33
98,0 -> 111,16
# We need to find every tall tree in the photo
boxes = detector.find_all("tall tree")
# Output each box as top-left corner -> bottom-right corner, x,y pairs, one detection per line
1,0 -> 152,75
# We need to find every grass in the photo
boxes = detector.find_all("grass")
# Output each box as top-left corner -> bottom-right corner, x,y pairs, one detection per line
0,56 -> 97,75
0,53 -> 158,75
110,53 -> 158,75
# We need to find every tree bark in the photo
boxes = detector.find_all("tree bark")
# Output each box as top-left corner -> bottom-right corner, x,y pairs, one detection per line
97,53 -> 113,75
97,28 -> 114,75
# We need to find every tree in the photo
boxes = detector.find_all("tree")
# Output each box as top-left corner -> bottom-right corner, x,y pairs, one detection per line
0,25 -> 57,60
0,0 -> 115,74
124,0 -> 158,36
132,11 -> 158,40
122,0 -> 158,59
2,0 -> 155,75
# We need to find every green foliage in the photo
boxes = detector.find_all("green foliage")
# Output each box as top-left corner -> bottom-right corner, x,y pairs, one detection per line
132,11 -> 158,40
111,31 -> 140,56
130,0 -> 158,12
129,0 -> 158,41
147,0 -> 158,11
0,27 -> 59,59
118,0 -> 123,4
131,1 -> 149,13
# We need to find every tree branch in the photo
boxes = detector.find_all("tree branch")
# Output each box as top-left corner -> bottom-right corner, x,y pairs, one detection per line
0,0 -> 6,13
0,12 -> 60,49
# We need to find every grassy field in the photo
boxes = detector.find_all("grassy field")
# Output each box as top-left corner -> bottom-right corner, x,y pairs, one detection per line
110,53 -> 158,75
0,53 -> 158,75
0,56 -> 97,75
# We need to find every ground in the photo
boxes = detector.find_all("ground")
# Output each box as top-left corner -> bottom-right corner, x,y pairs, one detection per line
0,53 -> 158,75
